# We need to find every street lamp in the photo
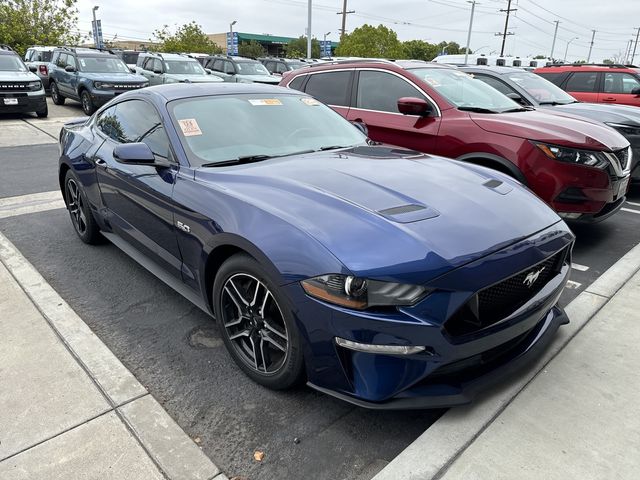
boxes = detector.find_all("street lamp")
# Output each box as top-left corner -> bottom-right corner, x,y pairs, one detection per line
92,6 -> 100,48
564,37 -> 579,63
229,20 -> 237,56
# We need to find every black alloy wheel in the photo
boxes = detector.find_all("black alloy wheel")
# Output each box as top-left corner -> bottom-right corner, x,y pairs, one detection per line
50,82 -> 65,105
64,170 -> 101,244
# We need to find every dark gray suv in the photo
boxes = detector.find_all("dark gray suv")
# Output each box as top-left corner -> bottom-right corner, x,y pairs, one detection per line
203,55 -> 280,84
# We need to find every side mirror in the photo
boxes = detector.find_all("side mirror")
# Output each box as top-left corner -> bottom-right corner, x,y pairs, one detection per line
506,92 -> 526,105
397,97 -> 433,116
351,121 -> 368,137
130,67 -> 136,73
28,65 -> 37,73
65,65 -> 76,73
205,68 -> 212,75
113,143 -> 164,166
632,87 -> 640,97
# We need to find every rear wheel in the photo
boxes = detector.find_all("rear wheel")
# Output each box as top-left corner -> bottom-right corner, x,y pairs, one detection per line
50,82 -> 65,105
213,254 -> 305,390
80,90 -> 95,116
64,170 -> 101,244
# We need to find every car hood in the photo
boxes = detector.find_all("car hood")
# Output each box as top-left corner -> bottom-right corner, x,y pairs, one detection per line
0,70 -> 39,81
81,72 -> 147,83
548,102 -> 640,128
195,147 -> 562,283
470,109 -> 629,151
237,74 -> 281,84
167,74 -> 223,83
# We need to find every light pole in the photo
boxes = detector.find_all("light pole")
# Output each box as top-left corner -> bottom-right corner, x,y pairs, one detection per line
306,0 -> 312,59
564,37 -> 578,63
464,1 -> 476,65
92,6 -> 100,48
323,31 -> 331,57
229,20 -> 237,55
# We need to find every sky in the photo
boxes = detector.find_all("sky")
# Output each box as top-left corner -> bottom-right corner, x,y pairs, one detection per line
75,0 -> 640,62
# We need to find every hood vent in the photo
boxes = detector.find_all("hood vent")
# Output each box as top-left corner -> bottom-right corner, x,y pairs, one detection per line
378,204 -> 439,223
483,178 -> 513,195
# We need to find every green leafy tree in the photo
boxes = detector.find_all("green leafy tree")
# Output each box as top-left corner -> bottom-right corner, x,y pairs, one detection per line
286,36 -> 320,58
534,54 -> 547,59
402,40 -> 439,61
436,41 -> 462,55
152,21 -> 221,54
238,40 -> 265,58
602,58 -> 614,64
335,24 -> 404,58
0,0 -> 81,56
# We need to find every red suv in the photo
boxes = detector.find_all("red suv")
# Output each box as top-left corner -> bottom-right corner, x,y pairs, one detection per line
280,60 -> 632,222
534,64 -> 640,107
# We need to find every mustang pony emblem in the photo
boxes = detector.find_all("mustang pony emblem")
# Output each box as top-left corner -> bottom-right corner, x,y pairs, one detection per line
523,267 -> 545,287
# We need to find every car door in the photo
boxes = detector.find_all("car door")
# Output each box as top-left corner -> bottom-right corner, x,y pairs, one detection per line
347,69 -> 442,152
598,72 -> 640,107
302,70 -> 353,118
148,58 -> 165,86
55,53 -> 73,95
92,99 -> 182,278
562,71 -> 599,103
65,54 -> 81,99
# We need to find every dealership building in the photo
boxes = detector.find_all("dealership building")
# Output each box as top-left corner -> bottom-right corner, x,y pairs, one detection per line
207,32 -> 337,57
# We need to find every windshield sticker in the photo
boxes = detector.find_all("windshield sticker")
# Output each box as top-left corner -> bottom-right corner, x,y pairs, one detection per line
248,98 -> 283,106
453,71 -> 468,77
178,118 -> 203,137
79,59 -> 86,67
300,97 -> 321,106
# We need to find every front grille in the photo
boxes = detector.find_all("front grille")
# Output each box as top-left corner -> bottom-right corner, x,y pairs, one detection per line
0,82 -> 29,92
444,248 -> 568,338
112,84 -> 143,89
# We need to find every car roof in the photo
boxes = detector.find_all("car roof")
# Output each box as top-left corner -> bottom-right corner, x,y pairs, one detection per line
292,59 -> 455,74
145,82 -> 303,102
536,64 -> 636,72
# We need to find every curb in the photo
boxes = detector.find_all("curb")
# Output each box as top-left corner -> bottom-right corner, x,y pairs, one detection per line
0,230 -> 224,480
372,241 -> 640,480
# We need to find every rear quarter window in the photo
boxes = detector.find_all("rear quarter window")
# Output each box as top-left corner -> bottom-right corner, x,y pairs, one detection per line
288,75 -> 306,91
304,71 -> 351,107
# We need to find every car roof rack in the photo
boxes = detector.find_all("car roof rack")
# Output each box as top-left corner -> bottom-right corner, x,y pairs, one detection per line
58,46 -> 116,55
307,58 -> 396,68
542,63 -> 632,68
0,44 -> 16,52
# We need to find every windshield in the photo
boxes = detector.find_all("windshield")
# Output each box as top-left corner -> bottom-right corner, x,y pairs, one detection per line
506,72 -> 576,105
79,56 -> 130,73
236,61 -> 270,76
121,52 -> 139,65
169,94 -> 367,167
408,68 -> 520,112
287,62 -> 307,70
0,55 -> 27,72
164,60 -> 206,75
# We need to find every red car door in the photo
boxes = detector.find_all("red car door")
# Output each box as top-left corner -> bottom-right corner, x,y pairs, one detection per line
598,71 -> 640,107
563,71 -> 600,103
346,69 -> 441,152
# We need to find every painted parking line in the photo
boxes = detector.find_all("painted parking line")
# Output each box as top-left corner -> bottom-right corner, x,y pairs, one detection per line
621,207 -> 640,215
565,280 -> 582,289
571,263 -> 589,272
626,201 -> 640,207
0,191 -> 65,219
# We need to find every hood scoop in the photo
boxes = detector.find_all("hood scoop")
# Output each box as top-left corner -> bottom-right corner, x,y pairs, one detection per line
377,204 -> 439,223
483,179 -> 513,195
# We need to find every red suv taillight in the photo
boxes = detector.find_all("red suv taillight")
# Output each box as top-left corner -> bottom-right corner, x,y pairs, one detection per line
39,64 -> 48,76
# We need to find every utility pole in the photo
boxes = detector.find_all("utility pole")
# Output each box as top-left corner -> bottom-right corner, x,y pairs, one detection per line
464,1 -> 477,65
632,27 -> 640,65
498,0 -> 516,57
624,39 -> 632,64
550,20 -> 559,61
337,0 -> 355,40
307,0 -> 312,59
587,29 -> 596,63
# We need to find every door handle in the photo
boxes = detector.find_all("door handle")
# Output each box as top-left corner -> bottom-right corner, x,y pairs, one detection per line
602,97 -> 616,102
94,158 -> 107,167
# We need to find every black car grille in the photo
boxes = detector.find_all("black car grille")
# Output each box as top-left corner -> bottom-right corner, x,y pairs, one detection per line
0,82 -> 29,92
112,84 -> 143,89
444,248 -> 568,338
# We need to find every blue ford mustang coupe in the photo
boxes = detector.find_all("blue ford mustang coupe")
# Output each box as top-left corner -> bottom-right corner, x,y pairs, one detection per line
58,83 -> 574,409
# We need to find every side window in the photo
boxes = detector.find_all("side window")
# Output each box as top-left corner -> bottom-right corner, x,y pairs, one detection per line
212,59 -> 223,71
143,57 -> 154,70
565,72 -> 598,93
264,61 -> 275,73
65,55 -> 77,70
288,75 -> 306,91
535,72 -> 566,85
25,50 -> 33,62
603,72 -> 640,94
55,53 -> 67,68
304,71 -> 351,106
153,59 -> 163,72
223,61 -> 235,74
356,70 -> 426,113
96,106 -> 121,142
276,63 -> 287,74
474,75 -> 515,96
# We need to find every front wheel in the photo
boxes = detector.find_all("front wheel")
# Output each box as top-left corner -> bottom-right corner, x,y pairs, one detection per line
80,90 -> 95,116
64,170 -> 101,244
50,82 -> 65,105
36,104 -> 48,118
213,254 -> 305,390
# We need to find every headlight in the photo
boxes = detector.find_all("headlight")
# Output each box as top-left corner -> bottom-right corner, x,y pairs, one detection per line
605,123 -> 640,137
141,82 -> 149,88
94,82 -> 114,89
301,274 -> 430,310
533,142 -> 609,168
28,80 -> 42,91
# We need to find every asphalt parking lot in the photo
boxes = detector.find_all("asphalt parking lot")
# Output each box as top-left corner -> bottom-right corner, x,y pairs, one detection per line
1,98 -> 639,480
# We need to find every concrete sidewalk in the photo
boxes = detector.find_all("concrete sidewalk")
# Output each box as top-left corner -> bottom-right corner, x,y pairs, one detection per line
374,242 -> 640,480
0,232 -> 226,480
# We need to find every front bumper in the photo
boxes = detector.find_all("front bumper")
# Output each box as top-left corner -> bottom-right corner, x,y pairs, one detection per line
287,224 -> 574,409
89,87 -> 146,106
0,90 -> 47,114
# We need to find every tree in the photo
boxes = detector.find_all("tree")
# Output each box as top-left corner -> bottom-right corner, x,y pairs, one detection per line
602,58 -> 614,64
286,36 -> 320,58
402,40 -> 439,61
436,41 -> 462,55
238,40 -> 265,58
335,24 -> 404,58
534,54 -> 547,59
152,21 -> 221,54
0,0 -> 80,56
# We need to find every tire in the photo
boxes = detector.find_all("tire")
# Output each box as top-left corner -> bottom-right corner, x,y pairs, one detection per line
50,82 -> 65,105
80,90 -> 95,116
213,254 -> 305,390
64,169 -> 101,244
36,104 -> 48,118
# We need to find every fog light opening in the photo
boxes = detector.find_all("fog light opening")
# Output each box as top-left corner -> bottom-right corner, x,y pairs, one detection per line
558,212 -> 582,220
335,337 -> 427,355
